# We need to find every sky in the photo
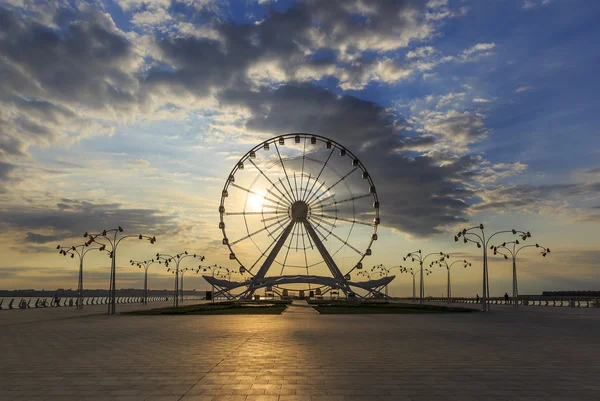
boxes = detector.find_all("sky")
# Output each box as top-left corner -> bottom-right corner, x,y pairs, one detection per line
0,0 -> 599,297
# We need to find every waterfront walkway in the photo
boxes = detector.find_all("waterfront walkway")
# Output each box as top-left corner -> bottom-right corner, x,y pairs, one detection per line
1,303 -> 599,401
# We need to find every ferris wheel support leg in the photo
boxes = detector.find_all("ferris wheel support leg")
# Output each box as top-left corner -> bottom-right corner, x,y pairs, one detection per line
303,221 -> 352,295
244,221 -> 296,299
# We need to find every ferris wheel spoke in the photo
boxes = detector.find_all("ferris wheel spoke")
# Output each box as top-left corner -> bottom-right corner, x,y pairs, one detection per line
310,213 -> 337,226
229,182 -> 281,207
305,179 -> 327,205
225,211 -> 283,216
308,221 -> 364,256
318,214 -> 374,227
261,204 -> 287,211
302,147 -> 334,202
306,167 -> 359,205
265,187 -> 290,205
275,143 -> 297,202
261,215 -> 287,223
310,193 -> 335,208
293,172 -> 299,200
315,193 -> 372,209
300,138 -> 306,201
277,177 -> 297,206
230,218 -> 290,246
247,157 -> 295,204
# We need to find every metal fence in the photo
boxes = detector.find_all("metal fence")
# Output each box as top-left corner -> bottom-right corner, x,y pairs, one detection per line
0,296 -> 206,310
422,297 -> 600,308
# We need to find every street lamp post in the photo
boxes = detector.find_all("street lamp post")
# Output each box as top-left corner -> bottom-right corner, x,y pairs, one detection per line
492,241 -> 550,307
84,227 -> 156,315
130,259 -> 158,305
404,251 -> 449,305
399,267 -> 417,300
455,225 -> 531,312
370,264 -> 387,296
57,243 -> 109,309
357,271 -> 372,281
435,259 -> 471,303
202,264 -> 226,303
157,252 -> 205,307
179,267 -> 201,304
371,264 -> 405,297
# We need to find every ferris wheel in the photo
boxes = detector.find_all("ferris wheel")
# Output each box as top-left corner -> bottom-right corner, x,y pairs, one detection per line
218,133 -> 381,297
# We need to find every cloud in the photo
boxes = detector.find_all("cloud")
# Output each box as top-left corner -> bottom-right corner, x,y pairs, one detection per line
0,4 -> 140,158
406,46 -> 436,59
24,232 -> 63,244
516,86 -> 533,92
0,200 -> 177,240
0,161 -> 16,192
218,83 -> 489,236
419,110 -> 488,149
522,0 -> 554,10
142,0 -> 461,94
474,182 -> 600,213
460,42 -> 496,61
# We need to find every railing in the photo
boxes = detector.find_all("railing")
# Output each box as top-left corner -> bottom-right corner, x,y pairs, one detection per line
0,296 -> 206,310
417,296 -> 600,308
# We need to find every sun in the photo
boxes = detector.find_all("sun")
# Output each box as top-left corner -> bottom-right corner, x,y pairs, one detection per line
247,191 -> 265,211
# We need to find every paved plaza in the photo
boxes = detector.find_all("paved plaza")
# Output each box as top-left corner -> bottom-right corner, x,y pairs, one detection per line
1,301 -> 599,401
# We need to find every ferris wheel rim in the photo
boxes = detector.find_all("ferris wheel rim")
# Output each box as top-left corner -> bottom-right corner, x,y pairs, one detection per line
218,133 -> 380,278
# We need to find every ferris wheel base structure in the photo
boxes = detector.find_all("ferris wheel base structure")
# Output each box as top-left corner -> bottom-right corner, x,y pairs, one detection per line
202,274 -> 395,299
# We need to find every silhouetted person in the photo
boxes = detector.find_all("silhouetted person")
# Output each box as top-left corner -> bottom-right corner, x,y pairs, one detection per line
53,293 -> 60,306
504,292 -> 509,303
476,294 -> 479,302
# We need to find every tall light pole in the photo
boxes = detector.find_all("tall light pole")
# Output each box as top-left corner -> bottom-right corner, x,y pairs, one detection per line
371,264 -> 405,297
216,267 -> 235,282
130,259 -> 158,305
399,267 -> 417,300
179,267 -> 201,304
435,259 -> 471,303
157,252 -> 205,307
84,227 -> 156,314
202,264 -> 226,303
404,251 -> 449,305
357,271 -> 372,280
492,241 -> 549,307
455,225 -> 531,312
57,243 -> 109,309
370,264 -> 387,296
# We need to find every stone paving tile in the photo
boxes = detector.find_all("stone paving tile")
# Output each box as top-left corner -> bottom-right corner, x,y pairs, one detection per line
1,304 -> 600,401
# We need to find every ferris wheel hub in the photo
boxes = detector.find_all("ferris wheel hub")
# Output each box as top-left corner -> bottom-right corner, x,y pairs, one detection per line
290,200 -> 309,221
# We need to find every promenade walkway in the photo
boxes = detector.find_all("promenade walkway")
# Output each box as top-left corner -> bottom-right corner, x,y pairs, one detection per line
0,302 -> 599,401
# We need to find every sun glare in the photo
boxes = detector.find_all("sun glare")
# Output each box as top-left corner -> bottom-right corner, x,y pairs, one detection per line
248,192 -> 266,211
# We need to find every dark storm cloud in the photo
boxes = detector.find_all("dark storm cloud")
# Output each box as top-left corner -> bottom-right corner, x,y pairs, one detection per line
0,200 -> 176,240
143,0 -> 429,93
0,4 -> 140,156
24,232 -> 63,244
0,161 -> 16,193
144,5 -> 314,94
0,1 -> 486,237
0,6 -> 137,107
219,84 -> 477,236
